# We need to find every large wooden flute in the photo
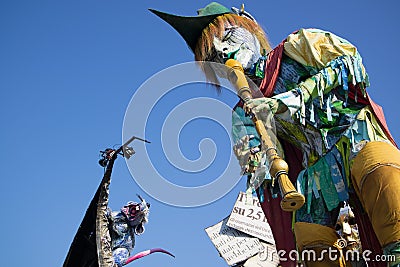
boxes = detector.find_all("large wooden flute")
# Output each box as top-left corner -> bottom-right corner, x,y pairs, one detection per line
225,59 -> 305,212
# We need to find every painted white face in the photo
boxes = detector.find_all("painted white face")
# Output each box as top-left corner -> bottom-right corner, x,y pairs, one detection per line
212,26 -> 261,70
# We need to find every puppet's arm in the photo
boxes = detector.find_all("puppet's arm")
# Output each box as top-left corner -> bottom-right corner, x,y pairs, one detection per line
250,28 -> 369,121
267,54 -> 368,123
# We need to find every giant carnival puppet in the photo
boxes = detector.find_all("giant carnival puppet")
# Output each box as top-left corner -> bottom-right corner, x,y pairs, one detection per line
150,2 -> 400,267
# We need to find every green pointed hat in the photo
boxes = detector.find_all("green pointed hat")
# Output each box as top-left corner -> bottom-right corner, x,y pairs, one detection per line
149,2 -> 233,52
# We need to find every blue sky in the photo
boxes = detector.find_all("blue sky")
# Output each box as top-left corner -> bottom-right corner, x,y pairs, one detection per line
1,1 -> 399,266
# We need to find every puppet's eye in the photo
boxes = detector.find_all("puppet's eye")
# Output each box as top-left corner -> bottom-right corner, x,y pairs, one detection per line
222,29 -> 233,42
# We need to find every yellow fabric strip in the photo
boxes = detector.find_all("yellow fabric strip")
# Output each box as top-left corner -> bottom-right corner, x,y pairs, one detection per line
284,28 -> 359,69
356,106 -> 389,142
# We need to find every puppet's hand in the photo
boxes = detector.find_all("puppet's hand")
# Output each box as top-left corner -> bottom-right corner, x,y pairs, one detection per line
244,98 -> 287,127
245,97 -> 286,115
